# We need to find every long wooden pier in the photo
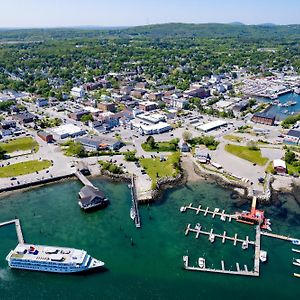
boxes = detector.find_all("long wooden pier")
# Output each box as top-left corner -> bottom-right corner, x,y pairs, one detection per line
74,171 -> 96,188
0,219 -> 25,244
254,226 -> 261,274
185,224 -> 255,246
261,231 -> 296,241
180,203 -> 237,222
131,175 -> 141,228
183,256 -> 259,277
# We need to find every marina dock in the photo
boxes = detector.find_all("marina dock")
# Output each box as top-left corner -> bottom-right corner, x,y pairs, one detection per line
0,219 -> 25,244
185,224 -> 255,246
183,256 -> 259,277
261,231 -> 300,242
131,175 -> 141,228
181,203 -> 237,222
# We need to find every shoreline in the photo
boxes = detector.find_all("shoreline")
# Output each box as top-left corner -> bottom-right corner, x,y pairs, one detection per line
0,160 -> 299,209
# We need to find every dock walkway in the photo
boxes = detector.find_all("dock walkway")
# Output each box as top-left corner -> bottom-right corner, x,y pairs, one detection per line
183,256 -> 259,277
185,224 -> 255,246
181,203 -> 237,222
0,219 -> 25,244
131,175 -> 141,228
74,171 -> 96,188
261,231 -> 299,242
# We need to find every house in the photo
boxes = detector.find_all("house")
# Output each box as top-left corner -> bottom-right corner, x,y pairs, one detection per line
35,98 -> 49,107
97,102 -> 116,112
13,112 -> 36,124
131,89 -> 147,99
148,92 -> 163,101
180,141 -> 190,152
195,148 -> 211,163
170,98 -> 189,109
68,110 -> 90,121
139,101 -> 157,112
37,131 -> 54,143
284,129 -> 300,145
251,113 -> 275,126
78,185 -> 108,210
273,159 -> 287,174
1,120 -> 16,129
71,87 -> 85,98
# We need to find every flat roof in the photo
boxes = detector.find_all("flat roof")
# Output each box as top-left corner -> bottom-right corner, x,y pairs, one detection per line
52,124 -> 84,135
198,120 -> 227,131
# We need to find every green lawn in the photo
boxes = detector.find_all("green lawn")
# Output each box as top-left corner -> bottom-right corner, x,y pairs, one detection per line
141,141 -> 178,152
223,135 -> 243,143
225,144 -> 269,166
140,152 -> 180,188
0,160 -> 52,177
0,137 -> 39,154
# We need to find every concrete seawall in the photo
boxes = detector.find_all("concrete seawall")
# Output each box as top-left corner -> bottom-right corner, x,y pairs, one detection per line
0,174 -> 75,194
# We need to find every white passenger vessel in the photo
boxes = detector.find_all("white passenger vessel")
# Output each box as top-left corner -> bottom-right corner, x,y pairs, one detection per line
6,244 -> 104,273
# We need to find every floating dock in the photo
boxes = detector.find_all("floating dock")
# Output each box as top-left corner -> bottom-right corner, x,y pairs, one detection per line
261,231 -> 300,243
180,203 -> 237,222
130,175 -> 141,228
185,224 -> 255,246
0,219 -> 25,244
183,256 -> 259,277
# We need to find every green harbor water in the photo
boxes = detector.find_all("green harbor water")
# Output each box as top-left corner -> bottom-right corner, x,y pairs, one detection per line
0,179 -> 299,300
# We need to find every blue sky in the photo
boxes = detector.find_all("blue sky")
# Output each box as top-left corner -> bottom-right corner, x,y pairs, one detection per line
1,0 -> 300,28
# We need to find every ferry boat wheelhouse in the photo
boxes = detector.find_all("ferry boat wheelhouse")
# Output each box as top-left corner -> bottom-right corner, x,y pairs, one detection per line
6,244 -> 104,273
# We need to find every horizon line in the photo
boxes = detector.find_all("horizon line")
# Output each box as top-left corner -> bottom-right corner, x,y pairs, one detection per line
1,21 -> 300,30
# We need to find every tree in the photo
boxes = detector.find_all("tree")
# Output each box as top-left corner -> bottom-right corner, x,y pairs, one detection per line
182,131 -> 192,141
285,150 -> 296,164
146,136 -> 155,149
0,146 -> 6,159
80,114 -> 93,122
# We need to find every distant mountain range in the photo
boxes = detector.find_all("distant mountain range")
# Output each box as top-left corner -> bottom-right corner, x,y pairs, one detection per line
1,23 -> 300,41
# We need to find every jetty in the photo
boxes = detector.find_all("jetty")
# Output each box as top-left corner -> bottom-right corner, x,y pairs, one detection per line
180,203 -> 237,222
185,224 -> 255,246
130,175 -> 141,228
0,219 -> 25,244
183,256 -> 259,277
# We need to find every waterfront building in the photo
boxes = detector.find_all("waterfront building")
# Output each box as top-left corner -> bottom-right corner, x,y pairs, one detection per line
284,129 -> 300,145
273,159 -> 287,174
251,113 -> 275,126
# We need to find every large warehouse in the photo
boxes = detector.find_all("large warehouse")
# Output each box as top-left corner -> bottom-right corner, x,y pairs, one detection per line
197,120 -> 227,132
51,124 -> 86,139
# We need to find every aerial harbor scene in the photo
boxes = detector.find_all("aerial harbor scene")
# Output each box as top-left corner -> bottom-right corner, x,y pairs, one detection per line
0,0 -> 300,299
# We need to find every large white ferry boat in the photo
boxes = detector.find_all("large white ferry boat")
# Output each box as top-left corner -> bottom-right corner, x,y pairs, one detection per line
6,244 -> 104,273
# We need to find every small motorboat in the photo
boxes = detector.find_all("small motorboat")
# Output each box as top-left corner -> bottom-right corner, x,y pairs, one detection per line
291,239 -> 300,246
209,234 -> 215,243
260,250 -> 267,263
292,248 -> 300,254
294,273 -> 300,278
198,257 -> 205,269
130,207 -> 136,220
294,259 -> 300,264
180,206 -> 186,213
220,215 -> 226,222
195,223 -> 201,230
293,261 -> 300,267
242,241 -> 248,250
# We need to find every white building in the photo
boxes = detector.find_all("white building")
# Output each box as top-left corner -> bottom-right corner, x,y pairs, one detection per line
71,87 -> 85,98
51,124 -> 86,139
130,120 -> 172,135
197,120 -> 227,132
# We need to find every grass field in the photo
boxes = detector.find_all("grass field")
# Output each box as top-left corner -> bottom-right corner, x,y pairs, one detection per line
141,141 -> 178,152
225,144 -> 269,166
223,135 -> 243,143
0,137 -> 39,154
140,152 -> 180,188
0,160 -> 51,177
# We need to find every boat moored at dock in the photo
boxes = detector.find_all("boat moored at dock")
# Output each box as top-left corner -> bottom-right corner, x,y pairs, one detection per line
6,244 -> 104,273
